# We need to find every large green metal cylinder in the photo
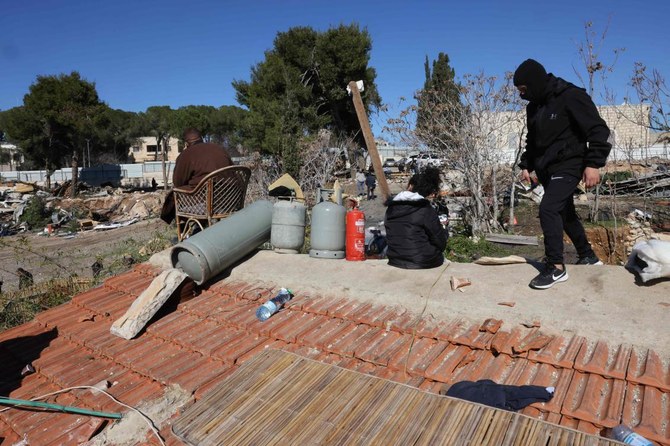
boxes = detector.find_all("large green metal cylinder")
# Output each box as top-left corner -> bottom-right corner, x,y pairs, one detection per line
171,200 -> 273,285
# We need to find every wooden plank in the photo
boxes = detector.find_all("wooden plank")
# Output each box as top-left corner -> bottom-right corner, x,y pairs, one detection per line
485,233 -> 539,246
110,268 -> 188,339
348,81 -> 391,202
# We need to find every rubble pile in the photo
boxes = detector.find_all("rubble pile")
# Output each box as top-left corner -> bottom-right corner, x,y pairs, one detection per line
625,210 -> 663,255
0,180 -> 165,237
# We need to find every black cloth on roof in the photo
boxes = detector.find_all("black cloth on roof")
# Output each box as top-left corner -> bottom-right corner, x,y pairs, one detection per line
444,379 -> 553,411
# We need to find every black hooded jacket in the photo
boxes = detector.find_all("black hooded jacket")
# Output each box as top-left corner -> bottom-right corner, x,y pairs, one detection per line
384,192 -> 447,269
518,74 -> 611,182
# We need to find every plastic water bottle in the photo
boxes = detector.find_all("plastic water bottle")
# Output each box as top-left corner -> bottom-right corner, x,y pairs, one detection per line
255,288 -> 292,322
610,424 -> 653,446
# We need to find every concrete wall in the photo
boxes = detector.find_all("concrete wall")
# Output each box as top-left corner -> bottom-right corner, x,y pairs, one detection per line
0,161 -> 177,187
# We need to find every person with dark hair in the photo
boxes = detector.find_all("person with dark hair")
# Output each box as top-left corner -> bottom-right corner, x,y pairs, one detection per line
384,166 -> 448,269
172,128 -> 233,189
365,169 -> 376,200
160,128 -> 233,223
514,59 -> 611,289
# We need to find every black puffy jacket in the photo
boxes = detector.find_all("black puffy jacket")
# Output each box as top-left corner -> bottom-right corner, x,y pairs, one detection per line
519,75 -> 611,183
384,192 -> 447,269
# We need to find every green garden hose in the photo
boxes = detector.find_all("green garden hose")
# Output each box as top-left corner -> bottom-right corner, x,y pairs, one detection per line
0,396 -> 123,419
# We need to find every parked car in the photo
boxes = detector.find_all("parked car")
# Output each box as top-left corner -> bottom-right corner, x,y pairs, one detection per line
382,157 -> 398,168
417,153 -> 444,168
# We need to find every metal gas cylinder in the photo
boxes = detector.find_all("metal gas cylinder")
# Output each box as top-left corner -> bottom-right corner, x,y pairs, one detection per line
271,199 -> 306,254
309,200 -> 345,259
171,200 -> 272,285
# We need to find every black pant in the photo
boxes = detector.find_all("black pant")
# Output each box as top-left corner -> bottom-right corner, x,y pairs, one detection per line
539,173 -> 595,265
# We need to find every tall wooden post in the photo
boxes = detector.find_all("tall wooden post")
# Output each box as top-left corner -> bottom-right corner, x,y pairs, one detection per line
348,81 -> 390,202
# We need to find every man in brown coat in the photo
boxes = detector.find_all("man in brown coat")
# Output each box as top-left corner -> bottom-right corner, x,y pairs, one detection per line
160,128 -> 233,223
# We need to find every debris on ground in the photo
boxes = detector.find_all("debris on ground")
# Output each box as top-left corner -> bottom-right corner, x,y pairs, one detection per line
1,180 -> 165,237
474,255 -> 528,265
450,276 -> 471,291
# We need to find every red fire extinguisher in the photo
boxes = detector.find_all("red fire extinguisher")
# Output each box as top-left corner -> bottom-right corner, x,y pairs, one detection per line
346,208 -> 366,261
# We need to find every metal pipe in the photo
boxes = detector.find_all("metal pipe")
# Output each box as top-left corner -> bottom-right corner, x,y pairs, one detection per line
171,200 -> 273,285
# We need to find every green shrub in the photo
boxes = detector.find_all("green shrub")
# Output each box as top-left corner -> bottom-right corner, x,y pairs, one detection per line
20,196 -> 50,229
602,171 -> 632,183
445,235 -> 508,262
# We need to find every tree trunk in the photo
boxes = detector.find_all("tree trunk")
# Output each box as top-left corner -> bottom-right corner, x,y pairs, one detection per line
491,166 -> 499,229
45,160 -> 52,190
162,138 -> 168,191
508,182 -> 516,234
71,150 -> 79,198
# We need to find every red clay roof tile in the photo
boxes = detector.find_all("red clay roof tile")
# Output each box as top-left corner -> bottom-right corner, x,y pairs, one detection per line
622,383 -> 670,445
2,269 -> 669,446
327,324 -> 379,357
71,287 -> 127,312
627,347 -> 670,392
30,413 -> 104,446
424,343 -> 472,382
355,329 -> 412,367
574,340 -> 632,380
489,327 -> 529,357
0,418 -> 22,444
183,324 -> 246,357
299,294 -> 341,315
302,317 -> 355,350
384,309 -> 421,334
450,324 -> 495,350
388,337 -> 447,377
212,333 -> 270,365
527,333 -> 586,369
561,371 -> 626,427
170,357 -> 232,393
102,269 -> 154,294
357,305 -> 407,329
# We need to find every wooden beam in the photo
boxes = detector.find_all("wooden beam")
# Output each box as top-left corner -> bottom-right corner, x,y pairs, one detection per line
348,81 -> 390,202
485,234 -> 539,246
111,268 -> 188,339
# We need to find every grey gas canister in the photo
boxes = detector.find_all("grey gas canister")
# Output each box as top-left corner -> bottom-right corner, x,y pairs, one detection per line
271,199 -> 306,254
309,199 -> 346,259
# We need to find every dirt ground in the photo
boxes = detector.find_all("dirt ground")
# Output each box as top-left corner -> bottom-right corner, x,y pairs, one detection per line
0,219 -> 172,293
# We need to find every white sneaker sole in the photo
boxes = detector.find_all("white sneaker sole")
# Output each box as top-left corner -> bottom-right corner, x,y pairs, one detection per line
530,272 -> 569,290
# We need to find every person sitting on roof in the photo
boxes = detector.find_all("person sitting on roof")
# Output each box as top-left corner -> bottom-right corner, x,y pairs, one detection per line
160,128 -> 233,223
384,166 -> 448,269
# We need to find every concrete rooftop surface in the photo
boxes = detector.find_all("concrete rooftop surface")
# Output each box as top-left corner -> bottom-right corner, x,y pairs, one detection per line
0,249 -> 668,445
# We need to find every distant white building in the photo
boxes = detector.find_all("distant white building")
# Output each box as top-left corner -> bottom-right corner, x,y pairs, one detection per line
0,143 -> 23,172
128,136 -> 181,163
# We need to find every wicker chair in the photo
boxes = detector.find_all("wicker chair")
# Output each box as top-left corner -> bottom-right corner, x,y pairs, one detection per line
173,165 -> 252,241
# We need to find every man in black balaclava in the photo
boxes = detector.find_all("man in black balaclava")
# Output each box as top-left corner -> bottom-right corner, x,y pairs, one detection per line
513,59 -> 611,290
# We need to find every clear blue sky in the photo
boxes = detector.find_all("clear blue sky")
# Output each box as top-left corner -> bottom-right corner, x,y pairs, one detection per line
2,0 -> 668,136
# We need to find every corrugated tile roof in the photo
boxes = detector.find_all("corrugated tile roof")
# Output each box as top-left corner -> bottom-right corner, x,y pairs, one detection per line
0,263 -> 668,445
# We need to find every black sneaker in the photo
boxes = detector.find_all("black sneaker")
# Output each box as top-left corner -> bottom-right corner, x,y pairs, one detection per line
529,264 -> 568,289
576,255 -> 603,265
